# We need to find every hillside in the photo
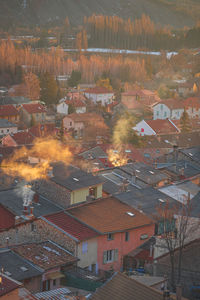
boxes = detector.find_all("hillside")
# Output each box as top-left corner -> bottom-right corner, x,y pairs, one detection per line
0,0 -> 198,29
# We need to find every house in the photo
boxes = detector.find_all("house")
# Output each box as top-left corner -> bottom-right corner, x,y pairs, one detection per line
20,103 -> 47,127
134,119 -> 180,136
12,241 -> 77,292
90,272 -> 181,300
153,99 -> 185,120
184,96 -> 200,118
0,273 -> 36,300
84,87 -> 114,106
0,119 -> 18,137
67,197 -> 155,273
0,104 -> 19,124
0,248 -> 43,293
2,131 -> 34,147
34,163 -> 103,208
121,89 -> 160,111
57,99 -> 86,115
28,123 -> 56,139
0,96 -> 31,107
43,211 -> 99,272
62,113 -> 107,139
57,100 -> 69,115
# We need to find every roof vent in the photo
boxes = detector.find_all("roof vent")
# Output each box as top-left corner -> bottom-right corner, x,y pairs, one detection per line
126,211 -> 135,217
5,271 -> 12,276
188,152 -> 193,156
149,171 -> 154,174
135,169 -> 140,173
158,198 -> 165,203
20,266 -> 28,272
73,177 -> 79,182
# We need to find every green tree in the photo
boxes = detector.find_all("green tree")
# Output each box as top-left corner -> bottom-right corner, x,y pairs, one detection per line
157,84 -> 174,99
40,72 -> 58,105
68,70 -> 81,87
58,120 -> 65,143
68,103 -> 76,114
180,109 -> 191,133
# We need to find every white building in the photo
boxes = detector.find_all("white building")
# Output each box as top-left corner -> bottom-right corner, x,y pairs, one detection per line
57,99 -> 69,115
0,119 -> 18,136
84,87 -> 114,106
134,119 -> 179,136
153,99 -> 184,120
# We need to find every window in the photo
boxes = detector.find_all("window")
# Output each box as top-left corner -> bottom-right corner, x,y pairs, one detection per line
7,129 -> 9,132
82,241 -> 88,254
107,233 -> 114,241
164,112 -> 167,117
125,232 -> 129,242
31,224 -> 36,232
156,111 -> 159,116
89,186 -> 97,198
161,104 -> 163,110
53,279 -> 56,286
70,121 -> 72,126
103,249 -> 118,264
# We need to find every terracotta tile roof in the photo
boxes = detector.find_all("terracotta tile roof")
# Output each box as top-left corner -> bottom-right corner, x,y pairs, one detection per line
90,272 -> 167,300
22,103 -> 46,114
13,241 -> 77,271
45,211 -> 98,241
67,197 -> 154,234
0,204 -> 15,230
184,97 -> 200,109
65,99 -> 86,107
0,104 -> 19,116
0,274 -> 21,297
28,123 -> 56,138
84,87 -> 113,94
9,131 -> 34,145
156,98 -> 185,110
146,119 -> 180,135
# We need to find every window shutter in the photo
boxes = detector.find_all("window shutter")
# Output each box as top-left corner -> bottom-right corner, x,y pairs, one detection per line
114,249 -> 118,262
103,251 -> 107,264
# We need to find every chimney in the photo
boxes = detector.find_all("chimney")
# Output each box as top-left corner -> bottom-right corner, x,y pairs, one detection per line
23,205 -> 28,216
33,193 -> 39,204
30,206 -> 34,215
176,284 -> 182,300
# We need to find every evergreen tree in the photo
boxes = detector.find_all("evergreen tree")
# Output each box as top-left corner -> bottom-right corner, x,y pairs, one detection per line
68,70 -> 81,87
40,72 -> 58,105
180,109 -> 191,133
58,120 -> 65,143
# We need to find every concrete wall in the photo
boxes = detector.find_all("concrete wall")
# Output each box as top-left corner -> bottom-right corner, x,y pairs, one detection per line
153,104 -> 170,120
77,238 -> 98,270
0,126 -> 17,136
171,108 -> 184,120
134,120 -> 156,136
57,102 -> 69,115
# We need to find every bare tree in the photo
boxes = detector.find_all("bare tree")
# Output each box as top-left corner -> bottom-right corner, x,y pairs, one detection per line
155,195 -> 199,292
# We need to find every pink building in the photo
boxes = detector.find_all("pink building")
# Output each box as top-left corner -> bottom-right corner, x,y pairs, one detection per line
67,197 -> 155,273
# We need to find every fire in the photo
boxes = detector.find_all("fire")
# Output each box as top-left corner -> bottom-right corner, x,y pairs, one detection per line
107,148 -> 128,167
1,138 -> 73,181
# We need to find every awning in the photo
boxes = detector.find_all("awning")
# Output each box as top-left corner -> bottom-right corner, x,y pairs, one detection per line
46,271 -> 65,280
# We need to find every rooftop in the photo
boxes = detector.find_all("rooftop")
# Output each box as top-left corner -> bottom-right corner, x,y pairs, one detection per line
84,87 -> 113,94
44,211 -> 99,241
4,131 -> 34,145
0,104 -> 19,116
67,197 -> 153,234
22,103 -> 46,114
51,163 -> 103,191
0,188 -> 63,219
0,118 -> 17,128
90,272 -> 168,300
12,241 -> 77,271
0,249 -> 43,281
145,119 -> 180,135
0,273 -> 21,297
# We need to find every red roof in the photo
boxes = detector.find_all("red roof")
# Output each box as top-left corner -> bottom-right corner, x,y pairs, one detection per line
45,211 -> 98,241
156,99 -> 185,110
0,205 -> 15,230
184,97 -> 200,109
28,123 -> 56,138
0,105 -> 19,117
146,119 -> 180,135
10,131 -> 34,145
85,87 -> 113,94
65,99 -> 86,107
0,274 -> 21,297
22,103 -> 46,114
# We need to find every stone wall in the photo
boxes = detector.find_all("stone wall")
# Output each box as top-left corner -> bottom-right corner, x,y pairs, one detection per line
33,179 -> 71,208
0,219 -> 76,255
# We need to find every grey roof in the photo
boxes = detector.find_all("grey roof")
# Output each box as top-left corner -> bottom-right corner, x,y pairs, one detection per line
51,163 -> 103,191
119,163 -> 168,185
0,249 -> 43,281
190,191 -> 200,218
179,147 -> 200,165
164,160 -> 200,178
0,96 -> 31,105
78,146 -> 107,159
0,188 -> 63,218
115,186 -> 177,218
0,119 -> 17,128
